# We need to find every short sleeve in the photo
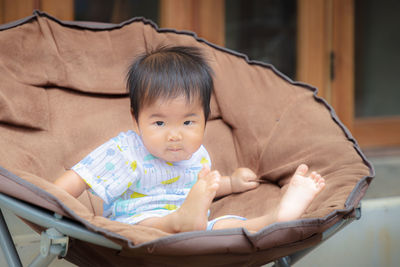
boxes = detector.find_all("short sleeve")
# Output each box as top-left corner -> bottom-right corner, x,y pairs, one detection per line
72,137 -> 140,204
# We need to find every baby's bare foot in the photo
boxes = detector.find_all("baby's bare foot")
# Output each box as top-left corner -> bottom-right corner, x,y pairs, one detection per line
277,164 -> 325,222
174,166 -> 220,232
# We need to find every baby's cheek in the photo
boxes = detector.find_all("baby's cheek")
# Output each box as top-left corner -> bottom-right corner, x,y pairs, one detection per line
189,133 -> 204,150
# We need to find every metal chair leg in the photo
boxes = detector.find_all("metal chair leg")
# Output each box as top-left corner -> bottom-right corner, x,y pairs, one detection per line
273,256 -> 291,267
0,208 -> 23,267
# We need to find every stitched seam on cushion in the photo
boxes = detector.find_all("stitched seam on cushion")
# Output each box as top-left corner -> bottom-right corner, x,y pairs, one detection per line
256,89 -> 301,173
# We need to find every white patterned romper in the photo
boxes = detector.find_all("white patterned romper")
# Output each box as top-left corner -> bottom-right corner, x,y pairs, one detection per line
72,130 -> 212,225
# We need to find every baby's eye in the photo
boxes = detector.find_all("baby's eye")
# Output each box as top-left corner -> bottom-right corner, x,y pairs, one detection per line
183,121 -> 193,126
155,121 -> 165,126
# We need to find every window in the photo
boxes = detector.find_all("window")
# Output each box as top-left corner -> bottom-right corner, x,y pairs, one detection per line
225,0 -> 297,79
74,0 -> 159,24
355,0 -> 400,118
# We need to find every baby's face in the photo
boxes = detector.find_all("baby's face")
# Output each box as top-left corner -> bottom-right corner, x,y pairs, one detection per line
136,96 -> 206,162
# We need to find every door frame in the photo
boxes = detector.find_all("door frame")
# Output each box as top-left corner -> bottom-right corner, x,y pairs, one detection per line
297,0 -> 400,148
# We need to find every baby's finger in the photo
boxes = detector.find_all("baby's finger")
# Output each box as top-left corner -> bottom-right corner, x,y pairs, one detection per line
238,181 -> 259,193
254,179 -> 269,184
240,168 -> 257,181
247,173 -> 258,181
247,181 -> 260,189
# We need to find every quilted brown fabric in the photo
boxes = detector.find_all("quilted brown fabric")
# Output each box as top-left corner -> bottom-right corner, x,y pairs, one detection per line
0,11 -> 373,266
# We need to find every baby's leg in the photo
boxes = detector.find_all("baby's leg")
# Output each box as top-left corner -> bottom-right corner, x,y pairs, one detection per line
212,164 -> 325,232
138,167 -> 220,233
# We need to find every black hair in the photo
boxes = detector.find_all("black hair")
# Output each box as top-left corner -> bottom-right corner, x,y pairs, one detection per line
126,46 -> 214,122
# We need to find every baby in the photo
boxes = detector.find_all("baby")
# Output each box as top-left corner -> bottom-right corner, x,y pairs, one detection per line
54,46 -> 325,233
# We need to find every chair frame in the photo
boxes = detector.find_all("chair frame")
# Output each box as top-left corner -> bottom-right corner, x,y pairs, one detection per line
0,192 -> 121,267
0,192 -> 360,267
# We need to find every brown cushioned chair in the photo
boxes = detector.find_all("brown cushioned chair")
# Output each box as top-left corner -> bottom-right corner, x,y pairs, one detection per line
0,11 -> 374,267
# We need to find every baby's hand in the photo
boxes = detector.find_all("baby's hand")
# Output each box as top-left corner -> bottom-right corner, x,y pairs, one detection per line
231,168 -> 259,193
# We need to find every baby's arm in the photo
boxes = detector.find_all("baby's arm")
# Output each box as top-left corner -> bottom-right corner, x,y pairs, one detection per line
215,168 -> 259,198
54,170 -> 89,198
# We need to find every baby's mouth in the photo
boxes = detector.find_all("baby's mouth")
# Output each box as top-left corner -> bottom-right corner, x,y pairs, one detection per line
167,146 -> 183,152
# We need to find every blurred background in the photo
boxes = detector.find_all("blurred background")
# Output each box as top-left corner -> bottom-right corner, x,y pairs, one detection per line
1,0 -> 399,266
1,0 -> 399,150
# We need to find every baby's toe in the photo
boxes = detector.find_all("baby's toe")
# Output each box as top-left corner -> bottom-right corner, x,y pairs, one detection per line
316,178 -> 325,189
210,171 -> 221,183
310,171 -> 317,180
295,164 -> 309,176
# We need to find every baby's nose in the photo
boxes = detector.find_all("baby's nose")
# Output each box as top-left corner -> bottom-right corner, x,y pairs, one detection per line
167,131 -> 182,141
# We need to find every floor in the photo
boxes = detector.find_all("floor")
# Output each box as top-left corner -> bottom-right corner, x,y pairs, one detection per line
294,149 -> 400,267
1,150 -> 399,267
